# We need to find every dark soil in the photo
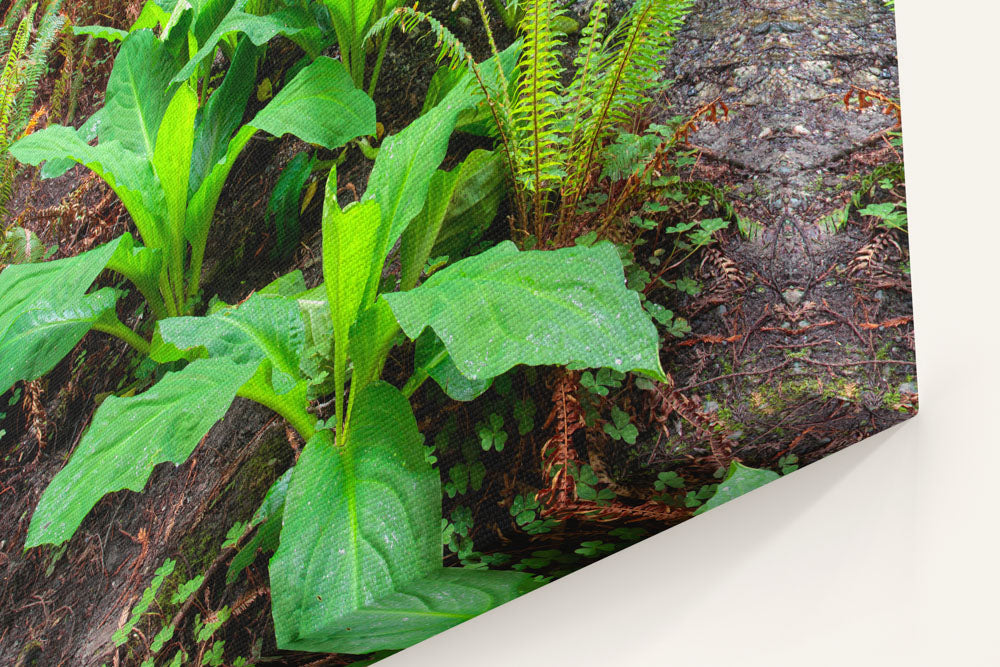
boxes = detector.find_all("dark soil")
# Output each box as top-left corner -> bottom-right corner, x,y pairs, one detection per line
0,0 -> 917,664
443,0 -> 916,584
586,0 -> 916,494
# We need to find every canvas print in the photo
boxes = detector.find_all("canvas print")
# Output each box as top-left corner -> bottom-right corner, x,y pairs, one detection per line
0,0 -> 915,663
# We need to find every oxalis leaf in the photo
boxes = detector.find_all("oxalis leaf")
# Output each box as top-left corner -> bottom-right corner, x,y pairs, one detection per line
270,382 -> 538,652
0,237 -> 123,394
26,357 -> 256,547
383,241 -> 665,381
694,461 -> 781,515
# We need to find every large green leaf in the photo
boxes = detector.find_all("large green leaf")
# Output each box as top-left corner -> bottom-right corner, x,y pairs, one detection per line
383,241 -> 665,381
429,149 -> 505,259
188,38 -> 260,197
322,194 -> 382,355
106,233 -> 165,318
152,292 -> 305,392
0,289 -> 120,394
414,329 -> 492,402
71,25 -> 129,41
9,127 -> 167,249
0,238 -> 123,393
694,461 -> 781,515
286,568 -> 542,654
100,30 -> 181,157
321,177 -> 383,417
153,83 -> 198,251
0,237 -> 121,338
185,56 -> 374,272
25,357 -> 256,547
323,0 -> 379,50
172,0 -> 306,82
421,41 -> 521,137
248,56 -> 375,149
348,299 -> 399,394
363,83 -> 477,272
398,167 -> 460,292
270,382 -> 440,651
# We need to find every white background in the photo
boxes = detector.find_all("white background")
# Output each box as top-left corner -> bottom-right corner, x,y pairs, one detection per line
384,2 -> 1000,665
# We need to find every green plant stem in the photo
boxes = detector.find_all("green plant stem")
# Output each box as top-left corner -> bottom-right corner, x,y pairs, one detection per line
400,346 -> 447,399
92,316 -> 151,356
488,0 -> 518,30
185,238 -> 209,307
367,24 -> 393,98
400,368 -> 430,399
237,381 -> 317,442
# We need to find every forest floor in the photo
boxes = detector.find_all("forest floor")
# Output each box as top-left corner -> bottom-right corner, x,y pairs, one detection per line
584,0 -> 916,494
0,0 -> 915,665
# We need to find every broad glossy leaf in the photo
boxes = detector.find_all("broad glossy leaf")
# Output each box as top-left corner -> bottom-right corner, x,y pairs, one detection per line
71,25 -> 128,41
152,292 -> 304,392
322,193 -> 381,352
248,56 -> 375,149
153,83 -> 198,239
383,241 -> 665,381
323,0 -> 378,46
0,289 -> 120,394
322,174 -> 382,411
363,83 -> 476,270
100,30 -> 181,157
26,357 -> 256,547
421,41 -> 521,137
185,124 -> 256,254
0,238 -> 123,393
259,270 -> 308,297
270,383 -> 439,651
189,38 -> 260,197
173,0 -> 305,82
132,0 -> 172,32
694,461 -> 780,515
429,149 -> 505,259
348,299 -> 399,393
185,56 -> 373,263
0,237 -> 121,338
414,329 -> 492,402
398,167 -> 460,292
36,108 -> 103,179
323,192 -> 382,343
9,127 -> 167,249
266,152 -> 314,261
285,567 -> 541,654
106,233 -> 163,313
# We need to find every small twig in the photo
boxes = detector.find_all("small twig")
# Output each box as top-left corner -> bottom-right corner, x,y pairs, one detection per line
142,522 -> 259,665
797,357 -> 916,368
678,362 -> 790,392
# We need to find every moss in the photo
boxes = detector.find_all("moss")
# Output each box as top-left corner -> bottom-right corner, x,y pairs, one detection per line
749,375 -> 861,417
